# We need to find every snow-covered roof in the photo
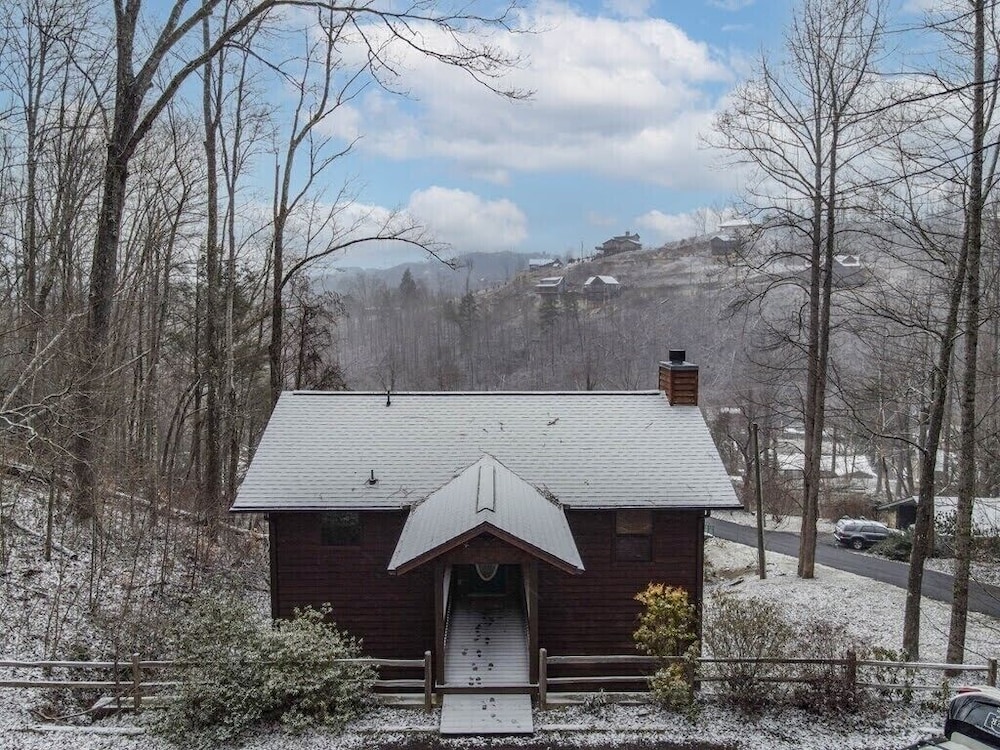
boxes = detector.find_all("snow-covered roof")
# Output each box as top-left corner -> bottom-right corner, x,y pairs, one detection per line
776,452 -> 876,477
387,455 -> 584,574
231,391 -> 740,513
584,275 -> 619,286
718,218 -> 752,230
536,276 -> 564,287
880,497 -> 1000,535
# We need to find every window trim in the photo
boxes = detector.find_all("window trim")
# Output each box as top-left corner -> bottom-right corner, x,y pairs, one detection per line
615,509 -> 653,562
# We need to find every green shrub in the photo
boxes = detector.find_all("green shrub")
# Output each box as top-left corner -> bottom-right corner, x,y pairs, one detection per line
158,595 -> 374,747
633,584 -> 698,714
702,591 -> 794,713
871,531 -> 911,561
871,529 -> 954,560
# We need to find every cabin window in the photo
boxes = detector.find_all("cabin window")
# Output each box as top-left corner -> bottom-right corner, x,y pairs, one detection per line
320,511 -> 361,546
615,510 -> 652,562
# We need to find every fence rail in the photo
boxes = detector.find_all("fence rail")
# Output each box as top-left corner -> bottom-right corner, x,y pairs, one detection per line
0,651 -> 434,712
2,650 -> 996,714
536,649 -> 999,710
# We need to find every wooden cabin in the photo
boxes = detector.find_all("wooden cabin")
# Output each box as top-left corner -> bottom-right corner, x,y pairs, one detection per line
231,352 -> 739,687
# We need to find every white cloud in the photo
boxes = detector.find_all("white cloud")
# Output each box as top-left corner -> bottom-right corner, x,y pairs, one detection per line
635,209 -> 703,242
635,206 -> 735,242
321,2 -> 736,190
406,187 -> 528,251
315,187 -> 528,268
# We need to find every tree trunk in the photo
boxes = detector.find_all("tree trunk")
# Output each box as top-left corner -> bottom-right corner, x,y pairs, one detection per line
947,0 -> 985,666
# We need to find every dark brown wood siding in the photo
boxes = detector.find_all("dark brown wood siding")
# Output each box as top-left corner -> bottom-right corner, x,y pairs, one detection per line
271,508 -> 703,660
537,510 -> 702,655
270,511 -> 434,658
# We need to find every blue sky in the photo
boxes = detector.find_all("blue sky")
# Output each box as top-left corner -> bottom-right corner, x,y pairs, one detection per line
286,0 -> 932,268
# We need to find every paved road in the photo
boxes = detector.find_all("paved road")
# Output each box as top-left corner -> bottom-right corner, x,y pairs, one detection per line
709,519 -> 1000,618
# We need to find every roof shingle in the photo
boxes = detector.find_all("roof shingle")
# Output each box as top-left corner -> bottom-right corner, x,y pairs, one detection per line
231,390 -> 740,513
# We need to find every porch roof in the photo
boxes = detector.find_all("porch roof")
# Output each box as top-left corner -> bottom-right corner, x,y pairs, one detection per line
387,455 -> 584,575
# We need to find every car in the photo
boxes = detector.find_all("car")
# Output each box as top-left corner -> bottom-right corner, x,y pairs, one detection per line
833,518 -> 891,550
918,686 -> 1000,749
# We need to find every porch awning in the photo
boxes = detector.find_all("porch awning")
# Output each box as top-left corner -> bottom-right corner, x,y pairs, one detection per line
388,455 -> 584,575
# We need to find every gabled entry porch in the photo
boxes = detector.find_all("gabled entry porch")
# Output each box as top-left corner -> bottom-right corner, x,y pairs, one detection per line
387,455 -> 584,734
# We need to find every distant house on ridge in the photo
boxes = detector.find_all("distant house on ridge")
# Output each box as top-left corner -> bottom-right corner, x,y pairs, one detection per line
535,276 -> 565,295
583,275 -> 621,299
528,258 -> 562,271
595,231 -> 641,256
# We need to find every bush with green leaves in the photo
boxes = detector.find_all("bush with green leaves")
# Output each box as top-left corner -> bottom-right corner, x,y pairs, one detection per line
702,591 -> 795,713
870,531 -> 912,561
158,595 -> 374,747
633,583 -> 699,714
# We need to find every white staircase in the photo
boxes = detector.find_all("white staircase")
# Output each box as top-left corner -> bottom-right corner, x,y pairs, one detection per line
439,598 -> 533,735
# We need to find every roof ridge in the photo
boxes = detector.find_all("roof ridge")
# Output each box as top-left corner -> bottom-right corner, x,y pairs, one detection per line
288,390 -> 664,397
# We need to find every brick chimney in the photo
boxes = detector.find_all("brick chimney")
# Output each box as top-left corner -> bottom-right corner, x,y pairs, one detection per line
658,350 -> 699,406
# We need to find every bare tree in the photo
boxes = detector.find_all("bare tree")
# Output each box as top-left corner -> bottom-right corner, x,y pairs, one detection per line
69,0 -> 524,518
711,0 -> 886,578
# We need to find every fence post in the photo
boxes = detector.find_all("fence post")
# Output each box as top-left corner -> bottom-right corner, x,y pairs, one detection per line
845,650 -> 857,696
423,651 -> 433,712
988,658 -> 997,688
131,652 -> 141,711
538,648 -> 547,712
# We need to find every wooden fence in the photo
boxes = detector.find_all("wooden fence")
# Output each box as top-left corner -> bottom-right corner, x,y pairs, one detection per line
0,651 -> 433,712
2,651 -> 996,714
536,650 -> 1000,710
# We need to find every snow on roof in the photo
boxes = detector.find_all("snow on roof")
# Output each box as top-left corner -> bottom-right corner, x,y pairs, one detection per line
232,391 -> 740,513
834,254 -> 861,267
881,497 -> 1000,535
536,276 -> 564,286
776,452 -> 876,477
584,275 -> 619,285
388,455 -> 584,573
718,218 -> 753,230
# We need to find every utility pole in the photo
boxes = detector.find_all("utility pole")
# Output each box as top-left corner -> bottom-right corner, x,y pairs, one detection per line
752,422 -> 766,579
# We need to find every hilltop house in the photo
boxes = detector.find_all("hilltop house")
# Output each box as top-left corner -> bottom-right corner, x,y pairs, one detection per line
710,235 -> 738,257
528,258 -> 562,271
231,353 -> 739,688
583,275 -> 621,299
717,218 -> 753,237
595,231 -> 641,256
833,254 -> 866,287
535,276 -> 565,296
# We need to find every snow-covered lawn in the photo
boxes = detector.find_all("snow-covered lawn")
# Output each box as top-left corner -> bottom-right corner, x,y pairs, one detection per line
1,488 -> 997,749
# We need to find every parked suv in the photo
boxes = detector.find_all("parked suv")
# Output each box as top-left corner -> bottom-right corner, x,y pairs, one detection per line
834,518 -> 890,550
919,686 -> 1000,749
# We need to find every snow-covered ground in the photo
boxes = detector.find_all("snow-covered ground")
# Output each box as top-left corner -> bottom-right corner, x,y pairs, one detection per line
1,487 -> 997,749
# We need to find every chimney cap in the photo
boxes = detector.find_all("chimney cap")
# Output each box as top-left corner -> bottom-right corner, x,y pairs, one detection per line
660,350 -> 698,371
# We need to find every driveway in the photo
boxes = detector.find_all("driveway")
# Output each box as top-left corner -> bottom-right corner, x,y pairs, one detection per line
709,518 -> 1000,618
